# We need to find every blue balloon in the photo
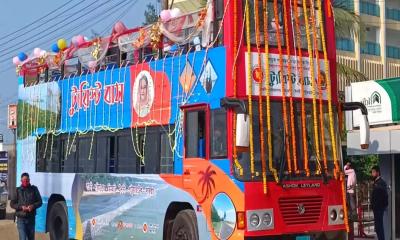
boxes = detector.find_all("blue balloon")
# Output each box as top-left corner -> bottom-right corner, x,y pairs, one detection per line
18,52 -> 27,61
52,43 -> 60,53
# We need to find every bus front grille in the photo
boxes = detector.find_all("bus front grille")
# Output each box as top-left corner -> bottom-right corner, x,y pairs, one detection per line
278,196 -> 323,225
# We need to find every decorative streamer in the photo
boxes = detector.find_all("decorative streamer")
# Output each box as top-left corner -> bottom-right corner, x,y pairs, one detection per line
273,0 -> 292,173
302,0 -> 321,172
263,0 -> 279,182
245,0 -> 255,177
291,0 -> 310,176
316,0 -> 340,179
282,0 -> 298,174
254,0 -> 268,193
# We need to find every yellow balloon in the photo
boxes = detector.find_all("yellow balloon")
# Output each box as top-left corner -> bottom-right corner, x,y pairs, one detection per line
57,39 -> 68,50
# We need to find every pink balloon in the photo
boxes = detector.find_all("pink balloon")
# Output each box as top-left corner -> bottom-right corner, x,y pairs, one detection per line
33,47 -> 41,57
113,21 -> 127,34
71,36 -> 78,46
88,60 -> 97,69
12,56 -> 21,65
170,8 -> 181,18
160,10 -> 171,22
76,35 -> 85,46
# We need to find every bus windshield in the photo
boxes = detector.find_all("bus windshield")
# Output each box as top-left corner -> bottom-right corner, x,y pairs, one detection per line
234,101 -> 339,181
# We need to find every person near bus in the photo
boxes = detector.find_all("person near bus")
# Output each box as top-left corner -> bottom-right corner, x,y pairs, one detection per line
371,166 -> 388,240
10,172 -> 43,240
344,161 -> 357,220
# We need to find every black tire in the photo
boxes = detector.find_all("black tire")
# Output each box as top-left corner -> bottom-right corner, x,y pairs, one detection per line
171,209 -> 199,240
47,201 -> 69,240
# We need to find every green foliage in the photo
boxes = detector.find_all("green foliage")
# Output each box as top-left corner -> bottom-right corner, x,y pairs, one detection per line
346,155 -> 379,182
143,1 -> 160,25
17,100 -> 59,140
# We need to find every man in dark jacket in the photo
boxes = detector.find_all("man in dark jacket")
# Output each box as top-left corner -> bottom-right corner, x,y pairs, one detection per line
371,166 -> 388,240
10,172 -> 42,240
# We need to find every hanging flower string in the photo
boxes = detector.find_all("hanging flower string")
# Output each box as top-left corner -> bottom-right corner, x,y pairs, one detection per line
316,0 -> 340,179
273,0 -> 292,174
263,0 -> 279,182
302,0 -> 321,172
232,0 -> 245,176
254,0 -> 268,193
282,0 -> 299,174
292,0 -> 310,176
245,0 -> 256,177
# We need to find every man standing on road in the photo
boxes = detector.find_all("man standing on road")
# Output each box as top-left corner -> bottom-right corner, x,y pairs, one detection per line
344,162 -> 357,220
371,166 -> 388,240
10,173 -> 42,240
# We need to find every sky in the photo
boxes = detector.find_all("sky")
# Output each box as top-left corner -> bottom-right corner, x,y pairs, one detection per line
0,0 -> 159,143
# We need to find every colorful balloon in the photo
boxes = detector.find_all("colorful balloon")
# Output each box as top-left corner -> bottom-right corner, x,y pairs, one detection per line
160,10 -> 171,22
76,35 -> 85,46
39,50 -> 47,57
33,48 -> 41,57
170,8 -> 181,18
12,56 -> 21,65
113,21 -> 127,34
18,52 -> 27,62
51,43 -> 60,53
57,38 -> 68,50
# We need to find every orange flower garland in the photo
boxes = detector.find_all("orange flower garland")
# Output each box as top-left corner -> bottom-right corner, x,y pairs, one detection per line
254,0 -> 268,193
302,0 -> 321,172
263,0 -> 279,182
282,0 -> 298,174
245,0 -> 256,177
273,0 -> 292,174
292,0 -> 310,176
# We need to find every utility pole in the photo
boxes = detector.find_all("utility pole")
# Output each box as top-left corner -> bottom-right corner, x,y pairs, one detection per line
7,104 -> 17,200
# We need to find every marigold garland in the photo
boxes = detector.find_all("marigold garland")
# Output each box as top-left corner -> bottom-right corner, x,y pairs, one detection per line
302,0 -> 321,173
340,173 -> 350,232
232,0 -> 244,175
254,0 -> 268,193
245,0 -> 256,177
282,0 -> 298,174
292,0 -> 310,176
273,0 -> 292,174
309,4 -> 327,175
316,0 -> 340,179
263,0 -> 279,182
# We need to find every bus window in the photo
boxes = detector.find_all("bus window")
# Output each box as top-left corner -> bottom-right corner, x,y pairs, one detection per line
185,110 -> 206,158
142,132 -> 160,174
24,72 -> 38,87
36,135 -> 61,173
77,137 -> 95,173
61,138 -> 76,173
160,132 -> 174,173
244,0 -> 284,47
96,136 -> 108,173
210,108 -> 227,158
117,135 -> 137,173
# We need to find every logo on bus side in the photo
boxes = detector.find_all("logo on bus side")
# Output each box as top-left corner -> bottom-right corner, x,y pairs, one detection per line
282,183 -> 321,189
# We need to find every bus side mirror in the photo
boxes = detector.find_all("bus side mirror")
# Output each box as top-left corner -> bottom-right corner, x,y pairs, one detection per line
343,102 -> 370,149
236,114 -> 250,147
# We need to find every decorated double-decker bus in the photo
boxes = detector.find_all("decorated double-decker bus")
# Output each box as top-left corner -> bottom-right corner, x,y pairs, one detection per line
13,0 -> 370,239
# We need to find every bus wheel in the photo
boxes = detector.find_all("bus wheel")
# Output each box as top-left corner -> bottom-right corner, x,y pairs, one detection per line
48,201 -> 68,240
171,209 -> 198,240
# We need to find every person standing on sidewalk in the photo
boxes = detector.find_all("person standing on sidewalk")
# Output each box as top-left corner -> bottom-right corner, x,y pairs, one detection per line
371,166 -> 388,240
10,173 -> 42,240
344,162 -> 357,220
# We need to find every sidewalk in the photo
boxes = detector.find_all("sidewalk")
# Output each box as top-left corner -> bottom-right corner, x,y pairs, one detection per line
0,201 -> 49,240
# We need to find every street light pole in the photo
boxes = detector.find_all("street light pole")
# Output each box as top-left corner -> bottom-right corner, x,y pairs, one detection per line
8,128 -> 16,200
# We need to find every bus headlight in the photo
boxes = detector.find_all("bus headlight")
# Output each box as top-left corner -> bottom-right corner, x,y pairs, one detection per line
339,209 -> 344,220
330,209 -> 338,221
250,213 -> 260,227
262,212 -> 272,226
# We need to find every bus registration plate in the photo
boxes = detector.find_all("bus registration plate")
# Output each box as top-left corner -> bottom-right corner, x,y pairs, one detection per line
296,236 -> 311,240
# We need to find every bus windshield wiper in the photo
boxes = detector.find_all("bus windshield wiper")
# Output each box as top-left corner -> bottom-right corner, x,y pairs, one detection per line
306,132 -> 328,184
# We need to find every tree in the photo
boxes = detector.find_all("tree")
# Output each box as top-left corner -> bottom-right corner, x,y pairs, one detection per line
333,0 -> 367,82
143,0 -> 161,25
